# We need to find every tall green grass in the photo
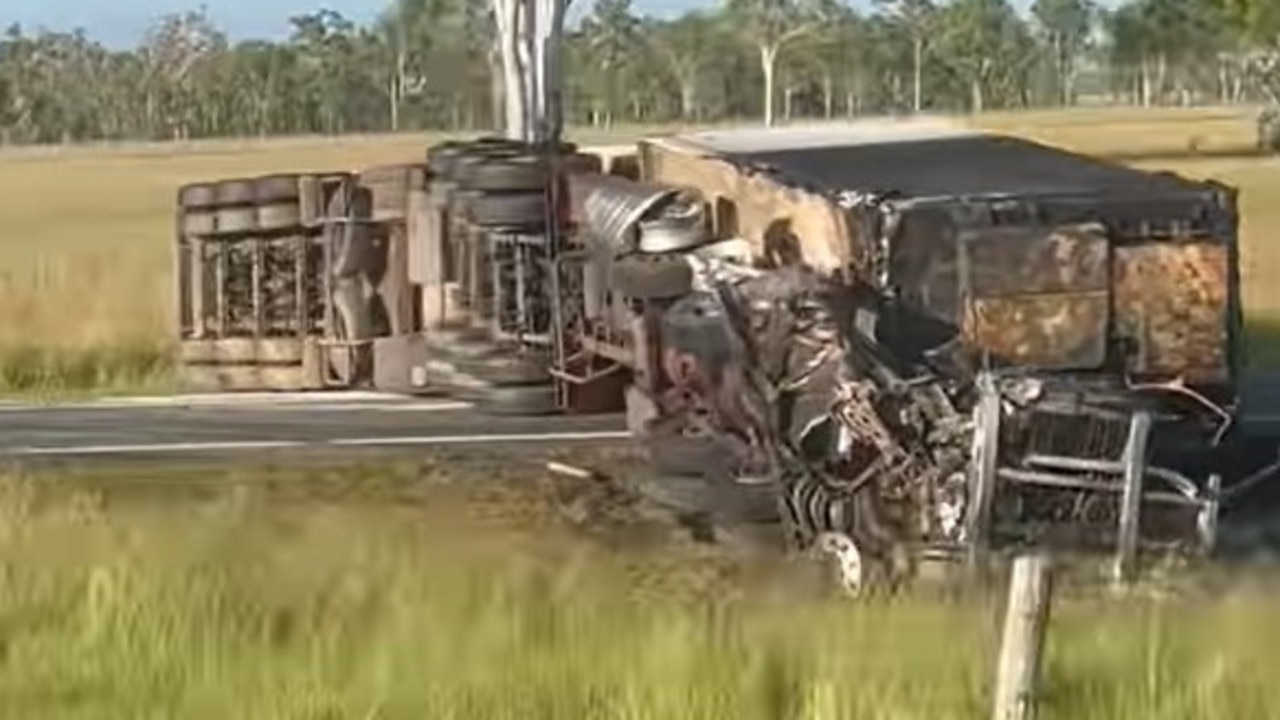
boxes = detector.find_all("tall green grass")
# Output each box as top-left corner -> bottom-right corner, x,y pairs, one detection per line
0,470 -> 1276,719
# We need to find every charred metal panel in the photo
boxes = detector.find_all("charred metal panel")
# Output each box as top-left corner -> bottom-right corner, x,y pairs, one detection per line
965,292 -> 1110,369
965,223 -> 1110,296
888,208 -> 960,321
1114,239 -> 1231,383
955,223 -> 1111,370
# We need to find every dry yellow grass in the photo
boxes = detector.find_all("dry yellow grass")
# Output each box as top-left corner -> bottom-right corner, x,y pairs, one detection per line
0,107 -> 1274,393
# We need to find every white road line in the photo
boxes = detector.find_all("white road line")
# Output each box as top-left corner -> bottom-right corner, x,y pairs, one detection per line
328,431 -> 632,446
0,397 -> 472,413
218,401 -> 475,413
5,430 -> 632,456
0,391 -> 442,412
9,440 -> 309,455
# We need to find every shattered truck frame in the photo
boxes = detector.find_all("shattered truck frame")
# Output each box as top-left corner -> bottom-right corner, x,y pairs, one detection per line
569,121 -> 1278,583
173,119 -> 1280,584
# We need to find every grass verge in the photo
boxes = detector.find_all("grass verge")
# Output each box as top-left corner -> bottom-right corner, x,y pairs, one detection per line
0,465 -> 1277,719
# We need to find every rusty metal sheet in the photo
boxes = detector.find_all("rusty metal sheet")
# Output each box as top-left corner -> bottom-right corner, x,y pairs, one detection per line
958,222 -> 1112,369
1113,240 -> 1230,382
964,291 -> 1110,368
965,222 -> 1110,297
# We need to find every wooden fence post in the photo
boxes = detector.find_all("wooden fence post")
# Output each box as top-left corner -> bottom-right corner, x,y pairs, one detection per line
992,553 -> 1055,720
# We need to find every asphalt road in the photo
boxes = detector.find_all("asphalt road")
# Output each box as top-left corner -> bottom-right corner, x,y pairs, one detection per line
0,391 -> 630,468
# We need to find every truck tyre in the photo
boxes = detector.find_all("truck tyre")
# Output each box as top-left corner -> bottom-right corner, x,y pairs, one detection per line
456,352 -> 551,386
427,141 -> 468,178
468,192 -> 547,228
254,174 -> 301,203
257,202 -> 301,231
182,211 -> 216,236
459,155 -> 550,192
612,255 -> 693,300
179,183 -> 216,209
214,179 -> 255,205
328,188 -> 373,277
360,164 -> 414,219
637,204 -> 708,253
215,207 -> 256,234
332,278 -> 374,340
475,384 -> 560,416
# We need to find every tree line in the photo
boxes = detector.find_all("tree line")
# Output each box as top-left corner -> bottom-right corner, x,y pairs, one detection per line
0,0 -> 1276,144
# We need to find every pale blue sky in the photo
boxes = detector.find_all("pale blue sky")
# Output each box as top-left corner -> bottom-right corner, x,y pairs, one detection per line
5,0 -> 1119,49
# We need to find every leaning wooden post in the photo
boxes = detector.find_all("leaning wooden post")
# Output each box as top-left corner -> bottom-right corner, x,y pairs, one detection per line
1113,410 -> 1153,588
992,553 -> 1055,720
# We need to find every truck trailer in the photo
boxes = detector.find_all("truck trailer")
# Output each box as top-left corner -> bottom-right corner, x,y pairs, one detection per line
173,118 -> 1280,587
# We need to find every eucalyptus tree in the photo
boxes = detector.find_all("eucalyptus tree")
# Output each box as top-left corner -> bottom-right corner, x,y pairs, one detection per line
646,11 -> 722,120
579,0 -> 641,126
933,0 -> 1038,112
139,9 -> 226,139
727,0 -> 833,126
1031,0 -> 1095,105
873,0 -> 934,112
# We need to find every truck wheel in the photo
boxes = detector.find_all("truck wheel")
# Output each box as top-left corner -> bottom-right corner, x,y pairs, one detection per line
254,174 -> 301,203
215,207 -> 256,234
182,211 -> 215,236
178,183 -> 216,208
613,255 -> 693,300
468,192 -> 547,228
475,384 -> 560,416
332,278 -> 374,340
329,189 -> 373,277
637,202 -> 708,253
427,141 -> 467,178
456,352 -> 551,386
214,179 -> 255,205
257,202 -> 301,231
460,155 -> 550,192
360,164 -> 414,220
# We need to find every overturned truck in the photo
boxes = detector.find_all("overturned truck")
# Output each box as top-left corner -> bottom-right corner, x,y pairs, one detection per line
174,119 -> 1279,583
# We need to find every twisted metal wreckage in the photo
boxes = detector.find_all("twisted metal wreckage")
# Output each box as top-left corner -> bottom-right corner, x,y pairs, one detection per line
171,118 -> 1280,591
563,126 -> 1280,589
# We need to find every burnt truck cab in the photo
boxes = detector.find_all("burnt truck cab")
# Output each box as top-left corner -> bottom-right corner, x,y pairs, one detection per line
586,119 -> 1276,579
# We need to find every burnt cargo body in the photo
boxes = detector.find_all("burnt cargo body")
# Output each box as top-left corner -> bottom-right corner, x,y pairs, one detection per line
610,120 -> 1272,582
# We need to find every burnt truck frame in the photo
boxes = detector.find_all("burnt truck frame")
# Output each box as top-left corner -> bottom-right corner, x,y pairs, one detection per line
576,121 -> 1277,582
173,119 -> 1280,585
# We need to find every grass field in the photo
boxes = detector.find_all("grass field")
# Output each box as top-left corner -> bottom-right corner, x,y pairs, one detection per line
1,462 -> 1278,719
0,106 -> 1275,394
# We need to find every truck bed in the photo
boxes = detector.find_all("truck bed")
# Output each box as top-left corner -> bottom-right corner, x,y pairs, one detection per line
663,120 -> 1208,199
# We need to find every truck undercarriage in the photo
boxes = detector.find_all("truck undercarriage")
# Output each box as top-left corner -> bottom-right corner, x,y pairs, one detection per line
173,120 -> 1280,589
